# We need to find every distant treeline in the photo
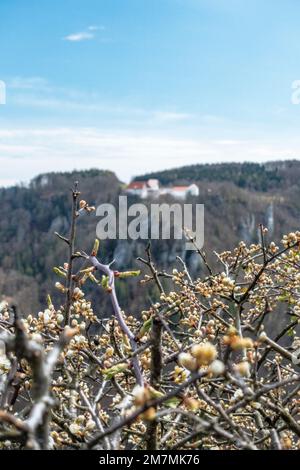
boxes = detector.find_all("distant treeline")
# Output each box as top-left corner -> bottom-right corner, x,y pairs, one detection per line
134,160 -> 300,192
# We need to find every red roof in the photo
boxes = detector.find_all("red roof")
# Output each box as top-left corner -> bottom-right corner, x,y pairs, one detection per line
126,181 -> 146,190
171,186 -> 190,191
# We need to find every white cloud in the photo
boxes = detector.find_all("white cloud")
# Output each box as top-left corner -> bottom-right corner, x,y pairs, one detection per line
63,31 -> 95,42
0,178 -> 19,187
152,111 -> 192,123
11,94 -> 100,111
0,127 -> 299,187
8,77 -> 49,90
88,25 -> 105,31
63,24 -> 106,42
8,79 -> 194,125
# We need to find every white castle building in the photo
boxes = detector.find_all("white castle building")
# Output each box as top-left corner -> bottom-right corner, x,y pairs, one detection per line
125,178 -> 199,200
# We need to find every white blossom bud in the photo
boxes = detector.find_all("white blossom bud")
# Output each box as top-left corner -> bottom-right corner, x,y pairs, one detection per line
209,359 -> 225,376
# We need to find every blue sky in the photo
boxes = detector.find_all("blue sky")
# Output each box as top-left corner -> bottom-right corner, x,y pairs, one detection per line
1,0 -> 300,185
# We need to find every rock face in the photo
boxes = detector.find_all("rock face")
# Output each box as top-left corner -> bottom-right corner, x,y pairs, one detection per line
49,215 -> 69,234
266,203 -> 274,235
1,162 -> 300,315
238,213 -> 256,243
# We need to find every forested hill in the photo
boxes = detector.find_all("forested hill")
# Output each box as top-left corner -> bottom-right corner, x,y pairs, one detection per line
0,169 -> 122,313
1,161 -> 300,316
134,160 -> 300,192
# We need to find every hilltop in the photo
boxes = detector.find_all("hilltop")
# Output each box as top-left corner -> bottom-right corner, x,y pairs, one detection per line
134,160 -> 300,191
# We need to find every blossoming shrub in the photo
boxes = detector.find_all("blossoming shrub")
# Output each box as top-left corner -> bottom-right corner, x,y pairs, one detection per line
0,191 -> 300,450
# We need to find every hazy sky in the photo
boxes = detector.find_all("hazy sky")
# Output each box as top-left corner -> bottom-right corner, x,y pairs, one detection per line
1,0 -> 300,185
